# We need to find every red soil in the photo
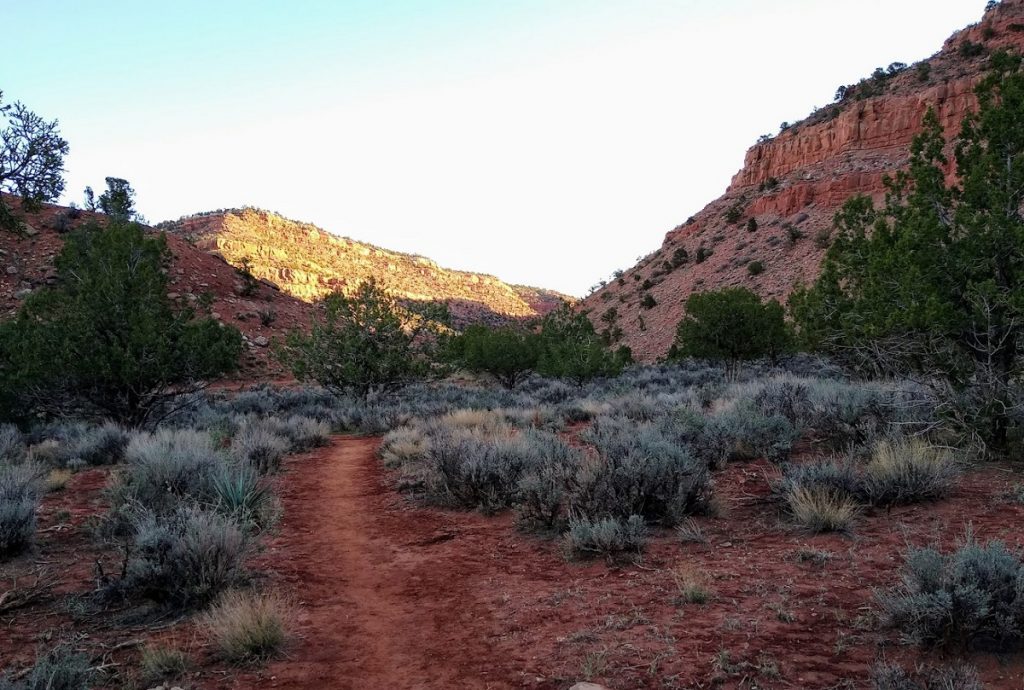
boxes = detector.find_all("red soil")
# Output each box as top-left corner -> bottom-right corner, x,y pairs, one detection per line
210,439 -> 1024,690
4,438 -> 1024,688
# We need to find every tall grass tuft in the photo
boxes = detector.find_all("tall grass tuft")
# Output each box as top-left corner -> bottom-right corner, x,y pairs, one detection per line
202,591 -> 290,663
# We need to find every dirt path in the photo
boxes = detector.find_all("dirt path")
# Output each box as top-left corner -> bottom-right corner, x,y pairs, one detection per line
224,435 -> 555,690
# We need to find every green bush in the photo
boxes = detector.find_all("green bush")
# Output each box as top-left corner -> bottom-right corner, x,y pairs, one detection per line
670,287 -> 792,378
877,533 -> 1024,651
640,293 -> 657,309
747,260 -> 764,275
444,325 -> 541,389
0,221 -> 242,426
277,279 -> 443,399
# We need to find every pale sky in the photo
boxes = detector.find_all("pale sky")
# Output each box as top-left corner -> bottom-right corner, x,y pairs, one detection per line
4,1 -> 985,295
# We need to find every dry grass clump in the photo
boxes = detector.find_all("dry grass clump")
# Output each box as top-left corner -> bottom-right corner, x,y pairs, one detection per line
379,426 -> 430,469
202,590 -> 291,663
139,645 -> 189,685
438,409 -> 509,436
45,468 -> 72,493
861,439 -> 958,507
785,486 -> 858,533
670,566 -> 713,605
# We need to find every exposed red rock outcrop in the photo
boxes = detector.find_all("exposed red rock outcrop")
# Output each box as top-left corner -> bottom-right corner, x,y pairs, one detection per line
581,0 -> 1024,362
160,208 -> 570,327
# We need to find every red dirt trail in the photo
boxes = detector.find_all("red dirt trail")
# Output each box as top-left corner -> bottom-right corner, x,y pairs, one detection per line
220,436 -> 563,690
211,437 -> 1024,690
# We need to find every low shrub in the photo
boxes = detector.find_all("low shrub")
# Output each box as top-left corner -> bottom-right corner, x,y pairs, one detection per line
877,533 -> 1024,651
202,591 -> 290,663
574,420 -> 713,525
422,429 -> 563,512
0,463 -> 43,558
0,425 -> 26,464
564,515 -> 646,562
119,506 -> 247,607
671,566 -> 712,605
139,645 -> 189,686
776,440 -> 959,513
515,458 -> 578,533
212,464 -> 277,531
231,423 -> 290,474
0,644 -> 93,690
378,426 -> 430,469
785,486 -> 858,533
871,661 -> 983,690
113,429 -> 222,514
672,403 -> 797,467
68,422 -> 130,466
860,439 -> 959,507
258,415 -> 331,451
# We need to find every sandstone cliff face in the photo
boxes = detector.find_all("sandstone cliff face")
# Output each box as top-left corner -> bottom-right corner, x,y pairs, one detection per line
581,0 -> 1024,362
162,209 -> 569,326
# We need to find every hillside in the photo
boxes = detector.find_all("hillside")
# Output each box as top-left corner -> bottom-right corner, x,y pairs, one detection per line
581,0 -> 1024,362
0,197 -> 310,376
159,208 -> 570,327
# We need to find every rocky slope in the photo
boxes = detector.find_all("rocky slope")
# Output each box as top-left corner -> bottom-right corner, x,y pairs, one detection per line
160,208 -> 569,327
581,0 -> 1024,362
0,198 -> 310,376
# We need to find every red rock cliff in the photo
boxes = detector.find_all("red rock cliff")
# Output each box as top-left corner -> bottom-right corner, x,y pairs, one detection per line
581,0 -> 1024,362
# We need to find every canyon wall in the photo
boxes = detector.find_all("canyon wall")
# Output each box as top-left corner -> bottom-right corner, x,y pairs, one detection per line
581,0 -> 1024,362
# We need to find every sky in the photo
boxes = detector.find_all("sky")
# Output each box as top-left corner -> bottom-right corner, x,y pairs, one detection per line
3,1 -> 986,296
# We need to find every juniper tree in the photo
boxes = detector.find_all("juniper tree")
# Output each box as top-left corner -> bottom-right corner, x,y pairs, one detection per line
791,52 -> 1024,453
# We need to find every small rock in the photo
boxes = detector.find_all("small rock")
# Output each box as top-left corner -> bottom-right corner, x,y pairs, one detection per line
570,684 -> 611,690
20,223 -> 38,237
254,336 -> 270,347
211,312 -> 221,320
5,266 -> 16,275
167,292 -> 180,300
14,288 -> 32,299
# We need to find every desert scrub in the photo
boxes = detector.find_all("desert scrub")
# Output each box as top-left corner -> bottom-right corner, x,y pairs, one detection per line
230,422 -> 290,474
422,428 -> 565,512
775,439 -> 959,514
378,426 -> 430,469
138,645 -> 189,686
671,566 -> 713,605
784,486 -> 858,533
251,414 -> 331,452
514,441 -> 584,533
202,591 -> 290,663
0,463 -> 43,558
877,533 -> 1024,651
574,418 -> 713,525
564,515 -> 646,562
665,403 -> 797,467
212,464 -> 277,531
0,643 -> 93,690
870,661 -> 982,690
112,428 -> 223,514
115,506 -> 247,607
0,425 -> 27,464
859,439 -> 958,507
